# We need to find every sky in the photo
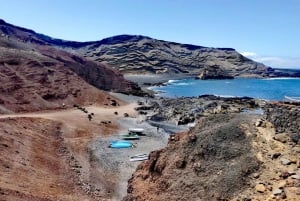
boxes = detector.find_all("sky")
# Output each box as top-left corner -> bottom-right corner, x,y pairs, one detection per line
1,0 -> 300,68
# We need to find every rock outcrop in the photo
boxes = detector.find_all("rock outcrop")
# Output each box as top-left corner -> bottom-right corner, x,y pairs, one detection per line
125,103 -> 300,200
264,102 -> 300,138
148,95 -> 258,125
197,66 -> 234,79
123,114 -> 261,201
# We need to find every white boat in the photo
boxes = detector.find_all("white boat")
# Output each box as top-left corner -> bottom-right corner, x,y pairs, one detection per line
129,153 -> 148,162
128,128 -> 144,135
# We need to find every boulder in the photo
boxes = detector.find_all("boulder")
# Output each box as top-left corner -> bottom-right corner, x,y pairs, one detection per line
197,66 -> 234,80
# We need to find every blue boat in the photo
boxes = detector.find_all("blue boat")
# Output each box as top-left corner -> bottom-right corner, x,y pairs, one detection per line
109,141 -> 132,148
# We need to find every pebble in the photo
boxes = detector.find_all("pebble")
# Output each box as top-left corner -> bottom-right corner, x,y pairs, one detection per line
255,184 -> 266,193
253,173 -> 260,179
281,158 -> 291,165
255,119 -> 263,127
272,188 -> 282,195
291,174 -> 300,179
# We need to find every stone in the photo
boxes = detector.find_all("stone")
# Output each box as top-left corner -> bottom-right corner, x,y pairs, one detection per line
292,146 -> 300,153
290,133 -> 300,144
255,184 -> 266,193
253,173 -> 260,179
281,158 -> 291,165
274,133 -> 289,143
280,171 -> 290,179
271,152 -> 281,159
256,152 -> 264,162
280,191 -> 287,199
272,188 -> 282,195
255,119 -> 263,127
287,171 -> 296,176
291,175 -> 300,180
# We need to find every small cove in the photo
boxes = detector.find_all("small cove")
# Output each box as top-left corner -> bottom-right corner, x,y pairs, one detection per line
150,78 -> 300,101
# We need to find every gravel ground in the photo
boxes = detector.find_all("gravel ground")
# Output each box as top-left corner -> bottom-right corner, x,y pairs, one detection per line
87,92 -> 190,200
88,115 -> 177,200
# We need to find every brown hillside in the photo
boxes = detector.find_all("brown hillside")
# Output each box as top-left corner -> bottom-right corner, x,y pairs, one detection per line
0,117 -> 92,201
0,36 -> 139,113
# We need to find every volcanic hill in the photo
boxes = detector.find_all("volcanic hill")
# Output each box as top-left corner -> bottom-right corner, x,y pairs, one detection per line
0,19 -> 142,113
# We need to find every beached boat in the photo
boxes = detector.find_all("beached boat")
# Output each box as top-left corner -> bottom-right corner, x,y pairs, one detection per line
128,128 -> 145,135
109,141 -> 132,148
121,134 -> 140,140
129,153 -> 148,162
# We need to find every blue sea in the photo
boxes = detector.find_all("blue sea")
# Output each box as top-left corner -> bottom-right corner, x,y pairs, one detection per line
150,78 -> 300,101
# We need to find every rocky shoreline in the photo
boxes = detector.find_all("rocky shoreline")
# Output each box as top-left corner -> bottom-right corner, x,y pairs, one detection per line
121,94 -> 300,201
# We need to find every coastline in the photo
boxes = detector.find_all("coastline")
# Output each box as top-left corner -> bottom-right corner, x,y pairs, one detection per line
138,76 -> 300,101
124,73 -> 196,87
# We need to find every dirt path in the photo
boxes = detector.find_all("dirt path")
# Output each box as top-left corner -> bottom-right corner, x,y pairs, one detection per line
0,103 -> 141,200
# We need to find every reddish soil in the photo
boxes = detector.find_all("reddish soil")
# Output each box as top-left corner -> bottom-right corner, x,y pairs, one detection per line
0,103 -> 138,201
0,29 -> 141,113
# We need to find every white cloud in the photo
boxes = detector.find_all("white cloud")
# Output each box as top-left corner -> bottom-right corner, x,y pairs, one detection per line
240,52 -> 257,57
240,51 -> 300,69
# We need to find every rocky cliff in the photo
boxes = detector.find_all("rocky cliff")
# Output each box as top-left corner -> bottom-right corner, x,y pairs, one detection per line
73,35 -> 276,78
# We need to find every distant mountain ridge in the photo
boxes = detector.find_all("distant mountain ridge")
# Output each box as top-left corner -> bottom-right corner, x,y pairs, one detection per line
1,19 -> 299,79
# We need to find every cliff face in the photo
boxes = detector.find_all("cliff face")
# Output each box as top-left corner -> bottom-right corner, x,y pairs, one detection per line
71,35 -> 276,78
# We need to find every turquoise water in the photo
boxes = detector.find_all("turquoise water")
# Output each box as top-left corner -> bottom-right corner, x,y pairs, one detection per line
150,78 -> 300,101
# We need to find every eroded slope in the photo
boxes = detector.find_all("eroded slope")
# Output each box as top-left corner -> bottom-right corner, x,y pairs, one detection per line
123,114 -> 261,201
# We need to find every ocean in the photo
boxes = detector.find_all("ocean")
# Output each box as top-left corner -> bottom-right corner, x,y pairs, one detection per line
150,78 -> 300,101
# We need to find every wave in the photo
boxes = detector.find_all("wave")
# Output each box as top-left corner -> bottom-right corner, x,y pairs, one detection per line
167,79 -> 179,83
173,82 -> 193,86
284,96 -> 300,102
263,77 -> 300,80
213,94 -> 237,98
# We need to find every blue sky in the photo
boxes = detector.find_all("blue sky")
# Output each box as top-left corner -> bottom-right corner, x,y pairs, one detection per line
1,0 -> 300,68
